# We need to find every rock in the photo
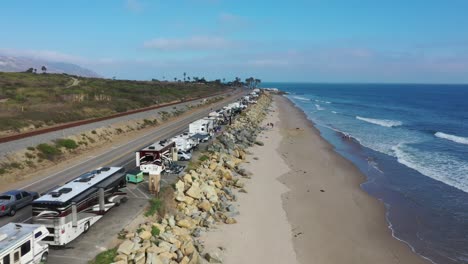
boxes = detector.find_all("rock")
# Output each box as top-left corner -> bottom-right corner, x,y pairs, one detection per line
117,239 -> 134,255
181,241 -> 196,256
205,250 -> 223,263
192,228 -> 201,237
234,181 -> 244,188
209,162 -> 217,171
180,256 -> 190,264
177,218 -> 195,229
125,232 -> 135,239
201,184 -> 218,203
183,173 -> 193,184
226,204 -> 237,213
139,230 -> 152,240
168,215 -> 176,227
159,252 -> 175,264
198,200 -> 212,212
225,160 -> 236,170
152,223 -> 166,234
225,217 -> 237,224
239,188 -> 247,193
147,245 -> 166,254
186,182 -> 203,199
146,253 -> 164,264
175,180 -> 185,193
114,254 -> 128,262
135,252 -> 146,264
188,250 -> 201,264
184,196 -> 195,205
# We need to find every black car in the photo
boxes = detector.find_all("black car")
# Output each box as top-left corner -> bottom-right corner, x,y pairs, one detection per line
0,190 -> 39,216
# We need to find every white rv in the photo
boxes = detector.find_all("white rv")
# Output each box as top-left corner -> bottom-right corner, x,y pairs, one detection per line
0,223 -> 49,264
171,133 -> 197,153
189,119 -> 214,136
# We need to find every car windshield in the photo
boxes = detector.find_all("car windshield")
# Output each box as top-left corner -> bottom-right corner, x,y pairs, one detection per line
0,195 -> 12,201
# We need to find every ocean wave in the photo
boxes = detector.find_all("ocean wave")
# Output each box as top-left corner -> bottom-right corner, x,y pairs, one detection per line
435,132 -> 468,145
392,143 -> 468,193
331,111 -> 338,114
291,96 -> 311,101
356,116 -> 402,127
315,99 -> 331,104
315,104 -> 325,110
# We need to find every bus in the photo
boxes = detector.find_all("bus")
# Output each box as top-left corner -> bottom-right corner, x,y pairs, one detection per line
32,167 -> 127,246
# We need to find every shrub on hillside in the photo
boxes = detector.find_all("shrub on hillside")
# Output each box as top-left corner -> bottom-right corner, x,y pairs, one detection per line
55,139 -> 78,149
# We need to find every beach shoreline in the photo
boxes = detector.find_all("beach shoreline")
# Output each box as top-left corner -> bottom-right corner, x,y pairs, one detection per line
201,93 -> 429,264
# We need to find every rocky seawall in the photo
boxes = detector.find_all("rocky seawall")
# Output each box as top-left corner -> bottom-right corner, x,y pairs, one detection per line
112,94 -> 272,264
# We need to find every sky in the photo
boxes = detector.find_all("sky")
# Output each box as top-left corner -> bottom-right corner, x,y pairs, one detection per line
1,0 -> 468,83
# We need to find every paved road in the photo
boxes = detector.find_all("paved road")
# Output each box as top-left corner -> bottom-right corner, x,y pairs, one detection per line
0,92 -> 233,157
0,90 -> 247,263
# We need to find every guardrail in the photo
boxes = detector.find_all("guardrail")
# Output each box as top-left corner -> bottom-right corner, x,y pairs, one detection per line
0,89 -> 240,144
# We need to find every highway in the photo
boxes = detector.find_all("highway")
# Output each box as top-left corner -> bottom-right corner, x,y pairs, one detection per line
0,90 -> 247,228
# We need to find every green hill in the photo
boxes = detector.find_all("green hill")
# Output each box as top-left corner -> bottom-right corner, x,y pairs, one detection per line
0,72 -> 231,133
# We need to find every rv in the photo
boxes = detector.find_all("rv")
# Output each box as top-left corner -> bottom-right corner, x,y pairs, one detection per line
136,140 -> 175,174
32,167 -> 127,246
0,223 -> 49,264
171,134 -> 197,153
189,119 -> 214,136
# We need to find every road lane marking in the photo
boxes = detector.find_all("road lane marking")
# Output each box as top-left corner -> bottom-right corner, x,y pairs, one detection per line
135,186 -> 149,199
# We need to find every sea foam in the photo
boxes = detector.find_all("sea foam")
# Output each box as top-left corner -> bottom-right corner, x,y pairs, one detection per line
315,104 -> 325,110
356,116 -> 402,127
435,132 -> 468,145
291,96 -> 311,101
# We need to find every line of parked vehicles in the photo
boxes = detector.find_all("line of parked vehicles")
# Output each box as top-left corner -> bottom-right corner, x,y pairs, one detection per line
0,90 -> 260,264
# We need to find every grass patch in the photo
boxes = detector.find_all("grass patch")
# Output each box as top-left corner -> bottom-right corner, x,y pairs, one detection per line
55,138 -> 78,149
151,226 -> 160,237
88,248 -> 117,264
27,146 -> 35,151
36,143 -> 61,160
198,154 -> 209,162
144,198 -> 162,217
25,152 -> 35,159
0,168 -> 6,174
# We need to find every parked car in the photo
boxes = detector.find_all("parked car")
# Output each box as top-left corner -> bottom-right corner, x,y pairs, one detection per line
0,190 -> 39,216
177,151 -> 192,161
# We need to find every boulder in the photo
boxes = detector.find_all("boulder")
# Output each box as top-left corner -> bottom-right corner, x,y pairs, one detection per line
134,252 -> 146,264
177,218 -> 195,229
198,200 -> 212,212
225,217 -> 237,224
117,239 -> 134,255
186,182 -> 203,199
146,253 -> 164,264
175,180 -> 185,193
183,174 -> 193,184
181,241 -> 196,256
204,250 -> 223,263
180,256 -> 190,264
139,230 -> 152,240
209,162 -> 217,171
114,254 -> 128,262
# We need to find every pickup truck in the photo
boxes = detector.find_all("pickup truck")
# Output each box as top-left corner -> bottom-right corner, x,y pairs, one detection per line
0,190 -> 39,216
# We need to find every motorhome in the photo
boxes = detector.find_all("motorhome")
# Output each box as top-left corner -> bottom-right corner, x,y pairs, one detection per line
136,140 -> 175,174
171,133 -> 197,153
189,119 -> 214,136
32,167 -> 127,246
0,223 -> 49,264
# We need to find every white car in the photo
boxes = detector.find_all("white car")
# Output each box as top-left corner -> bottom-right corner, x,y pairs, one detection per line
178,151 -> 192,161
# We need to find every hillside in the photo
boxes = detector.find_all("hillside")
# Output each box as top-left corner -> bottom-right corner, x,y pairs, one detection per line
0,55 -> 100,77
0,72 -> 231,134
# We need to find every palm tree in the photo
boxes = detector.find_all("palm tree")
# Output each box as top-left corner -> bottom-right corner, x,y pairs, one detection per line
222,78 -> 226,83
174,77 -> 177,82
183,72 -> 187,82
41,66 -> 47,74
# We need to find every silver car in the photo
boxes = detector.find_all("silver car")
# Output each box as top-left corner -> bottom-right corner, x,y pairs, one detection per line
0,190 -> 39,216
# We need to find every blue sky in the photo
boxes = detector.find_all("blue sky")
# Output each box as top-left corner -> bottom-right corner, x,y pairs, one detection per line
1,0 -> 468,83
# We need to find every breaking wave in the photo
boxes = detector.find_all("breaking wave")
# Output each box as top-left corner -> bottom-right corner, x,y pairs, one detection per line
315,104 -> 325,110
435,132 -> 468,145
356,116 -> 402,127
291,96 -> 311,101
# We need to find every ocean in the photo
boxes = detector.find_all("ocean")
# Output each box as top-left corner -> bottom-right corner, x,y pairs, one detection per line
266,83 -> 468,264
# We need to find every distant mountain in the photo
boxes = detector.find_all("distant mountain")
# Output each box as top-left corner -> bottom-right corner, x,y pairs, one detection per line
0,55 -> 100,78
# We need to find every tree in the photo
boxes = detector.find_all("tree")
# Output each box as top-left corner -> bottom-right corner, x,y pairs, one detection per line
174,77 -> 177,82
187,76 -> 191,81
255,78 -> 261,88
33,68 -> 37,73
222,78 -> 226,83
183,72 -> 187,82
25,68 -> 34,73
41,66 -> 47,74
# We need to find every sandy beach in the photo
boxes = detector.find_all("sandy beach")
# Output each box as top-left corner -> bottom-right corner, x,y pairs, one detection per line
202,94 -> 429,264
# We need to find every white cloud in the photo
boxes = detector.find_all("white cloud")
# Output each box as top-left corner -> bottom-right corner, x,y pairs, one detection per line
0,48 -> 87,64
143,36 -> 238,51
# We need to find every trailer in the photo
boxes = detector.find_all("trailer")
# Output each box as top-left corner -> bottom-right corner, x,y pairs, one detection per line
0,223 -> 49,264
136,140 -> 175,174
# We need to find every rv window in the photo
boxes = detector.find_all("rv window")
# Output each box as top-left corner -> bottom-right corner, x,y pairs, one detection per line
13,252 -> 19,262
20,241 -> 31,256
35,231 -> 43,238
3,255 -> 10,264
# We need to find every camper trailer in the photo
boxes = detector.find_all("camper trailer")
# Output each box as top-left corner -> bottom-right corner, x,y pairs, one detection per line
0,223 -> 49,264
171,133 -> 197,153
136,140 -> 175,174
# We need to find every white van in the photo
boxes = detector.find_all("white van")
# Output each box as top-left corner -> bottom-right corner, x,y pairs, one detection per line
0,223 -> 49,264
